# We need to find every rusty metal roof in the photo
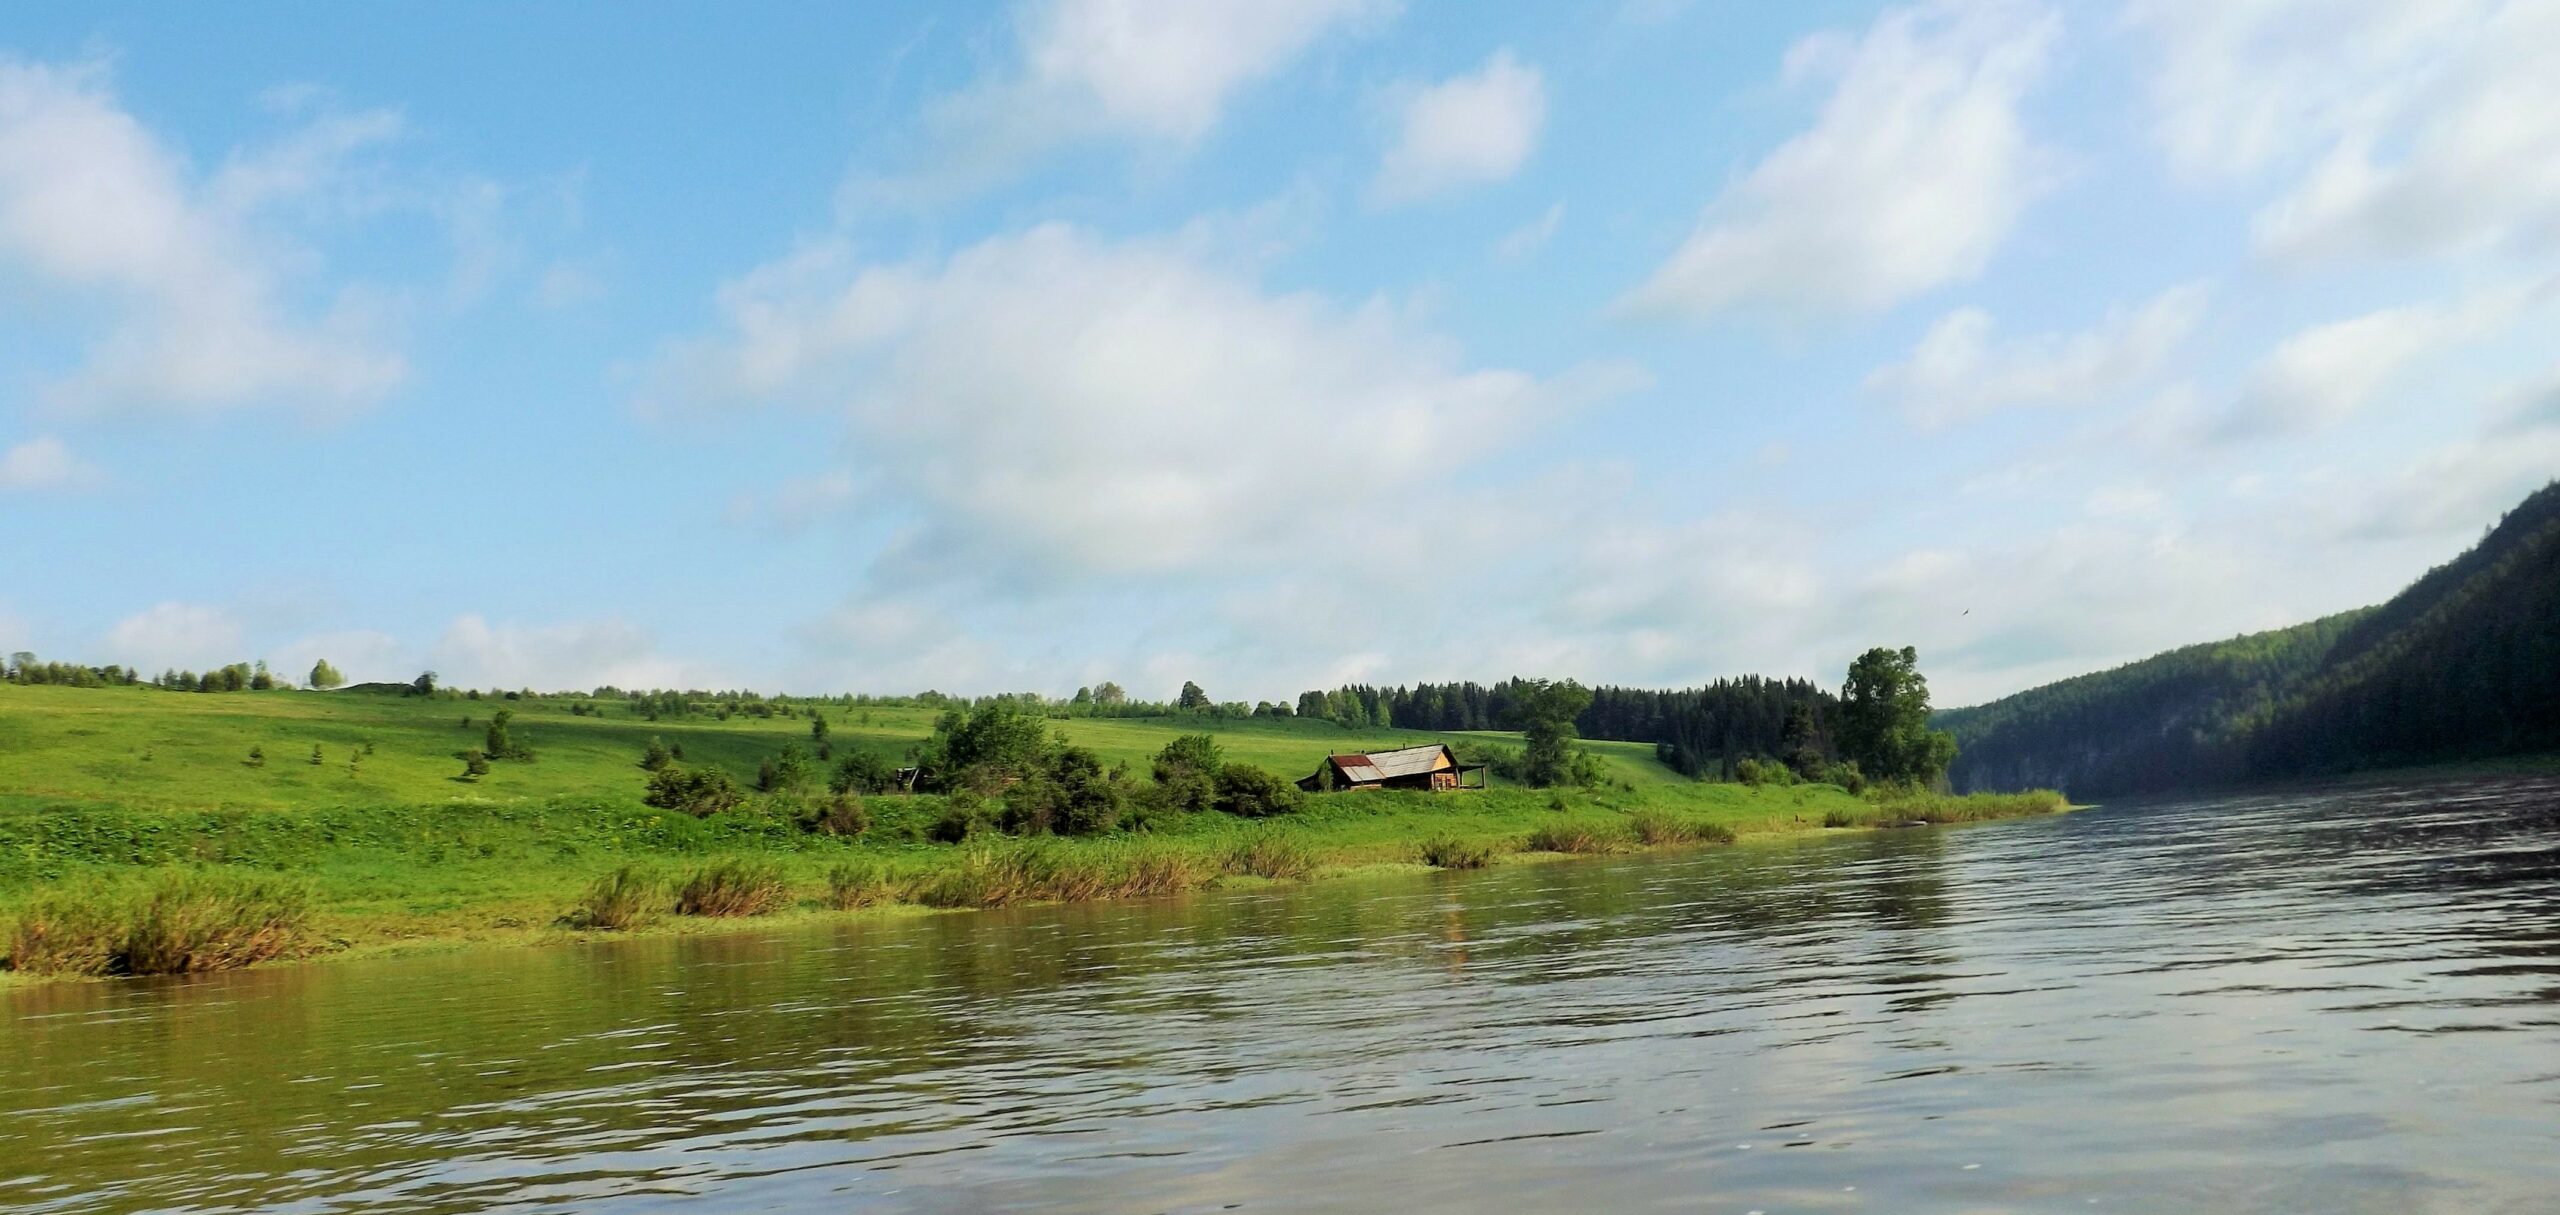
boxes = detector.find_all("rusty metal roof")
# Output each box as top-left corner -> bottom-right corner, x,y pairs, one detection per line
1323,743 -> 1452,783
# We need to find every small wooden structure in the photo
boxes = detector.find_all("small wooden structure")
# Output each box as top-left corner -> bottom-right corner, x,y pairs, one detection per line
1298,743 -> 1488,793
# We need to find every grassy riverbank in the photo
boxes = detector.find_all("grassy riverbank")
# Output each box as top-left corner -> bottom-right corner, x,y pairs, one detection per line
0,683 -> 2067,981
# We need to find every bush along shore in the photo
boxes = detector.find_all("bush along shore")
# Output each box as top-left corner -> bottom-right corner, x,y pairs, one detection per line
0,653 -> 2063,981
0,779 -> 2066,980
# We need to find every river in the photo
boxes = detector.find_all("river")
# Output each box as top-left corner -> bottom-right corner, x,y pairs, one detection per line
6,775 -> 2559,1213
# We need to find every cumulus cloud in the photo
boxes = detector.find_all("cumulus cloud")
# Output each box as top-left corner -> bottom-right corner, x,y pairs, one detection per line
104,602 -> 247,672
0,59 -> 408,414
431,615 -> 710,692
1372,50 -> 1546,205
648,221 -> 1640,584
2222,286 -> 2526,438
1619,0 -> 2059,320
878,0 -> 1390,198
0,436 -> 102,490
1865,283 -> 2209,427
2128,0 -> 2560,263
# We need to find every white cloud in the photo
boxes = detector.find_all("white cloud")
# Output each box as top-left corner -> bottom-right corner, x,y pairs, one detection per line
431,615 -> 709,692
2329,427 -> 2560,540
0,59 -> 408,414
649,221 -> 1639,583
1372,50 -> 1546,205
2128,0 -> 2560,263
104,602 -> 247,672
2223,287 -> 2525,437
1620,0 -> 2059,320
0,435 -> 102,490
879,0 -> 1390,198
1865,283 -> 2209,427
267,629 -> 406,688
1495,202 -> 1564,260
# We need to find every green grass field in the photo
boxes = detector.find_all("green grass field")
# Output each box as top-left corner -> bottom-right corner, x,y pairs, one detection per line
0,683 -> 1678,810
0,683 -> 2062,980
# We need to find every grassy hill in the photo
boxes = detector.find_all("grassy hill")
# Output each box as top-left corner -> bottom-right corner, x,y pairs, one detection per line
0,654 -> 2075,982
0,683 -> 1687,813
1939,479 -> 2560,796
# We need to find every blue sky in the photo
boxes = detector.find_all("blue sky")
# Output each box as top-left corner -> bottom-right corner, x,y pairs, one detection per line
2,0 -> 2555,705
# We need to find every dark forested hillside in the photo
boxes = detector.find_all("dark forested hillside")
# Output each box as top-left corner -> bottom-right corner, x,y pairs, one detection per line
1939,481 -> 2560,796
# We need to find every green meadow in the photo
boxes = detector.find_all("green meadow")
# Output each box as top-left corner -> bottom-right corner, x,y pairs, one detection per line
0,683 -> 2062,980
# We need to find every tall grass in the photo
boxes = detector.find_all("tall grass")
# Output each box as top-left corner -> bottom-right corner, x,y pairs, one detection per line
1626,809 -> 1737,846
1222,828 -> 1316,880
824,861 -> 900,910
912,841 -> 1208,909
5,870 -> 310,976
673,859 -> 793,917
568,865 -> 662,930
1523,822 -> 1622,854
1866,788 -> 2070,824
1419,836 -> 1495,869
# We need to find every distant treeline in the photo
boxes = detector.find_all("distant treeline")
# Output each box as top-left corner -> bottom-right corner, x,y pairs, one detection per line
1939,479 -> 2560,796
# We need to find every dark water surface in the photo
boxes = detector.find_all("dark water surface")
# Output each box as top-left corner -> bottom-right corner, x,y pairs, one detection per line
8,777 -> 2560,1213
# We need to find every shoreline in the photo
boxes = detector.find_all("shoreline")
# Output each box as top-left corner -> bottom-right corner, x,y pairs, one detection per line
1,787 -> 2069,988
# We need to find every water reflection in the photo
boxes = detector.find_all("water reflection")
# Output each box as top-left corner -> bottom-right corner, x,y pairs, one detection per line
7,776 -> 2560,1213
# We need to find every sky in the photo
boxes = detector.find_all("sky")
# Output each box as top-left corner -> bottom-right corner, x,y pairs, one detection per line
2,0 -> 2556,707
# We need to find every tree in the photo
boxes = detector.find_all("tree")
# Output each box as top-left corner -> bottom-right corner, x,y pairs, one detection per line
251,661 -> 275,691
1177,680 -> 1211,711
760,744 -> 814,794
830,750 -> 898,795
810,715 -> 830,744
1213,765 -> 1303,817
1837,646 -> 1958,787
640,736 -> 675,771
1514,679 -> 1594,788
1092,681 -> 1127,707
1150,734 -> 1223,812
410,670 -> 438,697
1780,702 -> 1826,780
484,709 -> 533,761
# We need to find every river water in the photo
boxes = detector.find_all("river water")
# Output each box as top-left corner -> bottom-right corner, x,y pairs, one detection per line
6,776 -> 2560,1213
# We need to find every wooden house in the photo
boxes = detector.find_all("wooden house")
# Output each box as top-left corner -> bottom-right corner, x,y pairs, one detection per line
1298,743 -> 1488,793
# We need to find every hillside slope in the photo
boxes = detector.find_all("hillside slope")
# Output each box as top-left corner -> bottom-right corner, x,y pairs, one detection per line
1940,480 -> 2560,796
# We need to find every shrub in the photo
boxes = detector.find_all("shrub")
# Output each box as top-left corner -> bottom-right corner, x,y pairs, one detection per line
1420,836 -> 1494,869
569,865 -> 662,930
824,862 -> 898,909
674,860 -> 792,918
803,793 -> 870,837
244,745 -> 265,768
928,792 -> 995,844
459,749 -> 491,781
1736,757 -> 1795,788
1819,761 -> 1867,794
6,871 -> 311,976
1213,765 -> 1304,818
643,765 -> 745,818
830,750 -> 899,795
1148,734 -> 1224,814
1523,823 -> 1619,854
759,744 -> 815,795
1222,828 -> 1315,880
